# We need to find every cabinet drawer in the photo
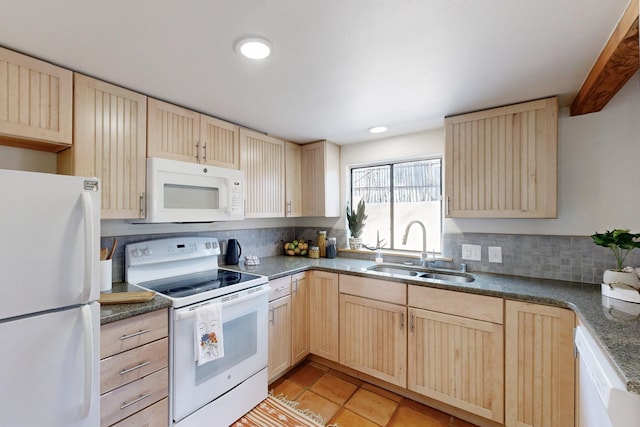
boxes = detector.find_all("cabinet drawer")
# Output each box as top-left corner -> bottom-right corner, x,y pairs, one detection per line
111,397 -> 168,427
339,274 -> 406,305
101,309 -> 168,358
100,367 -> 168,427
408,286 -> 503,324
101,338 -> 168,394
269,276 -> 291,301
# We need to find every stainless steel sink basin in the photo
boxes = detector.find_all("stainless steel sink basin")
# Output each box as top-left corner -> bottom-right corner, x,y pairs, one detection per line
366,263 -> 475,283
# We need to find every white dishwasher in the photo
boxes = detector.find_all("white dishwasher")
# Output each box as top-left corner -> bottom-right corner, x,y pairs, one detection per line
575,325 -> 640,427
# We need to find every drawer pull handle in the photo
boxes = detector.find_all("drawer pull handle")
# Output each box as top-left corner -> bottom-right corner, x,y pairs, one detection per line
275,286 -> 288,292
120,329 -> 151,340
119,361 -> 151,375
120,393 -> 151,410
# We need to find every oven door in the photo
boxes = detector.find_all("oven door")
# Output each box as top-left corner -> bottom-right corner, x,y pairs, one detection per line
171,285 -> 269,423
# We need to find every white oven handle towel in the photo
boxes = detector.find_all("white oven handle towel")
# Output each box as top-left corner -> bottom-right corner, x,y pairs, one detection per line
194,302 -> 225,365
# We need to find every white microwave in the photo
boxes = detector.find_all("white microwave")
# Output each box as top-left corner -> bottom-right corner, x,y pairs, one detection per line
138,157 -> 244,223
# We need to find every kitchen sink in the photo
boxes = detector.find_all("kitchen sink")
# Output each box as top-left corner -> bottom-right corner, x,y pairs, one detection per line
366,263 -> 475,283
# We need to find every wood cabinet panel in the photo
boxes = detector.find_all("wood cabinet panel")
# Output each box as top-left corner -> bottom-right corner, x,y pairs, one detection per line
291,272 -> 310,364
239,128 -> 285,217
268,276 -> 291,302
339,293 -> 407,387
111,398 -> 168,427
301,140 -> 340,217
101,309 -> 168,359
445,97 -> 557,218
199,115 -> 239,169
505,301 -> 575,427
309,271 -> 339,362
408,285 -> 503,324
268,295 -> 292,381
408,307 -> 504,423
147,98 -> 199,162
61,74 -> 147,219
285,141 -> 302,217
0,46 -> 72,151
339,274 -> 406,305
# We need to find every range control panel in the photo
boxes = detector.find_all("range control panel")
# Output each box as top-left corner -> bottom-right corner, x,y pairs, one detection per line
125,237 -> 221,267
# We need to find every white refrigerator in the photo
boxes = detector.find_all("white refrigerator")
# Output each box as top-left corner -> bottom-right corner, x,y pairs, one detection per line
0,168 -> 100,426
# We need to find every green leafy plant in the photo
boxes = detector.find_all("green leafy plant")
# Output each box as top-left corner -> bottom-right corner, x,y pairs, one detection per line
346,199 -> 367,238
591,229 -> 640,271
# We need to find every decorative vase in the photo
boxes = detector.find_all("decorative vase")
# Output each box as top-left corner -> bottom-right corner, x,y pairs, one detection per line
601,269 -> 640,304
603,269 -> 639,288
349,237 -> 362,250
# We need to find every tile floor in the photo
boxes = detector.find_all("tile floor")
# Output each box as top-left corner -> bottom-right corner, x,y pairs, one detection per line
270,361 -> 478,427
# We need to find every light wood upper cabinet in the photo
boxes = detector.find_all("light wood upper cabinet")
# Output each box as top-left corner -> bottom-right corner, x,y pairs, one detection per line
291,272 -> 310,364
0,47 -> 72,151
505,301 -> 575,427
339,275 -> 407,387
445,97 -> 558,218
147,98 -> 240,169
301,140 -> 340,217
239,128 -> 286,218
309,271 -> 339,362
58,74 -> 147,219
285,142 -> 302,217
407,286 -> 504,423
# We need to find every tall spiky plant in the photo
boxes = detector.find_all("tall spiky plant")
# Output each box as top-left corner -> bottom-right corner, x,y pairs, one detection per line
346,199 -> 367,238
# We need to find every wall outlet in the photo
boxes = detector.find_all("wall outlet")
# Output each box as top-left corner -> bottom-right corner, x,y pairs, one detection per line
488,246 -> 502,263
461,244 -> 481,261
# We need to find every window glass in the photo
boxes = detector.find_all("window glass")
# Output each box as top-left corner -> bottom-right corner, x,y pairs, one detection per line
351,158 -> 442,253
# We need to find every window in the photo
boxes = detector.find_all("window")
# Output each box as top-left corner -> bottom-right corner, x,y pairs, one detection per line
350,158 -> 442,253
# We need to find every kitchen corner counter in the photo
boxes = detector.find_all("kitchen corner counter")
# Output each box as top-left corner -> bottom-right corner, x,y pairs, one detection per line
99,283 -> 172,325
229,255 -> 640,394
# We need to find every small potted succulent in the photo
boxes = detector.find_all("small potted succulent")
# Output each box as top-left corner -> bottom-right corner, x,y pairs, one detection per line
346,199 -> 367,249
591,228 -> 640,288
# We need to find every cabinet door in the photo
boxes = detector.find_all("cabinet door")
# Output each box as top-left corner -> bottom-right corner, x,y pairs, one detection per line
67,74 -> 147,219
0,47 -> 72,151
239,128 -> 285,218
285,142 -> 302,217
301,140 -> 340,217
444,97 -> 557,218
309,271 -> 339,362
505,301 -> 575,427
291,272 -> 309,364
408,307 -> 504,423
147,98 -> 199,163
340,294 -> 407,387
199,115 -> 240,169
268,295 -> 291,381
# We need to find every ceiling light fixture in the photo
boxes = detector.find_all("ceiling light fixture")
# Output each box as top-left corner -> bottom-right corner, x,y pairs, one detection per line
369,126 -> 388,134
235,37 -> 272,60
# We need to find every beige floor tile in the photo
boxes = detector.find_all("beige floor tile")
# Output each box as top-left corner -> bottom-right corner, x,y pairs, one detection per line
329,408 -> 381,427
288,363 -> 325,387
360,382 -> 404,403
310,373 -> 358,405
295,390 -> 341,422
387,406 -> 448,427
271,378 -> 305,400
345,388 -> 398,426
399,398 -> 452,424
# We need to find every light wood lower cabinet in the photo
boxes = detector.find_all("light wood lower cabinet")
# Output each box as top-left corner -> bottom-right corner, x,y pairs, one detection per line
100,309 -> 169,427
268,276 -> 292,381
291,272 -> 310,364
505,301 -> 575,427
309,271 -> 339,362
407,286 -> 504,423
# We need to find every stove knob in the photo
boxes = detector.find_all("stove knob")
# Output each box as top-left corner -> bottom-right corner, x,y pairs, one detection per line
212,241 -> 219,248
133,248 -> 142,257
143,247 -> 152,256
205,242 -> 212,249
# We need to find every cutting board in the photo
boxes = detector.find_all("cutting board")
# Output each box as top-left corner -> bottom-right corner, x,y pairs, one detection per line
99,291 -> 156,305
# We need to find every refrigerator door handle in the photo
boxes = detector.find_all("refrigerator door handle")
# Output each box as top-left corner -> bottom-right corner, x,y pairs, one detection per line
80,305 -> 94,419
81,192 -> 96,302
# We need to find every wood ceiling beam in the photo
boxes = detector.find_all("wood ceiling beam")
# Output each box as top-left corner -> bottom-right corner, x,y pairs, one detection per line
570,0 -> 639,116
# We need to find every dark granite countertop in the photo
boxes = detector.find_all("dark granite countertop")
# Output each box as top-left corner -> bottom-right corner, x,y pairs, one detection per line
100,254 -> 640,394
229,255 -> 640,395
99,282 -> 172,325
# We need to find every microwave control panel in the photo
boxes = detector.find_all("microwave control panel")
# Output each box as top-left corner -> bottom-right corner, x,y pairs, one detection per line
230,180 -> 243,214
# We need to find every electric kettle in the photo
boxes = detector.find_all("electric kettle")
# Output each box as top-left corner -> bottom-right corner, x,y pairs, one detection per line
225,239 -> 242,264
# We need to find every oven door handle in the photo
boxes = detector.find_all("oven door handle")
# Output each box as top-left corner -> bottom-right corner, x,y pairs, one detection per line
174,285 -> 271,320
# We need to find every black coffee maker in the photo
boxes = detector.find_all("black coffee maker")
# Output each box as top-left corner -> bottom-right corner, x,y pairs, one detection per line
225,239 -> 242,264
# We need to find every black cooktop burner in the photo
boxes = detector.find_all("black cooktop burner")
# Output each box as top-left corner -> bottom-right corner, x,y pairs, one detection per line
137,269 -> 260,299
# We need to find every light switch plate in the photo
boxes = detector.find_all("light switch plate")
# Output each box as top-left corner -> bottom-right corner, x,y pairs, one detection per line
489,246 -> 502,263
462,244 -> 481,261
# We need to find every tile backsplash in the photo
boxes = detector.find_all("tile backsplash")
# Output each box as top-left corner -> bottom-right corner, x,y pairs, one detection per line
102,229 -> 632,285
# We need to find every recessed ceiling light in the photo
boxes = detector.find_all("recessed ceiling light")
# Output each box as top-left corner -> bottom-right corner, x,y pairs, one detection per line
369,126 -> 388,134
235,37 -> 272,60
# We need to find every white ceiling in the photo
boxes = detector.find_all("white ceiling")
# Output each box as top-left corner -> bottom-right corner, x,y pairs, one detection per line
0,0 -> 631,144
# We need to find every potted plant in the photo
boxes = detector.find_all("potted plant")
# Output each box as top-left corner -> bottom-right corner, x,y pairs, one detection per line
346,199 -> 367,249
591,228 -> 640,288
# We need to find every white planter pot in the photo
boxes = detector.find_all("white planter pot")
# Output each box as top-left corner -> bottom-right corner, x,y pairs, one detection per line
349,237 -> 362,250
603,269 -> 639,288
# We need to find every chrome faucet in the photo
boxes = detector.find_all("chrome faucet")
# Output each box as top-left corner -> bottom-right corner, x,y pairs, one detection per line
402,220 -> 428,267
